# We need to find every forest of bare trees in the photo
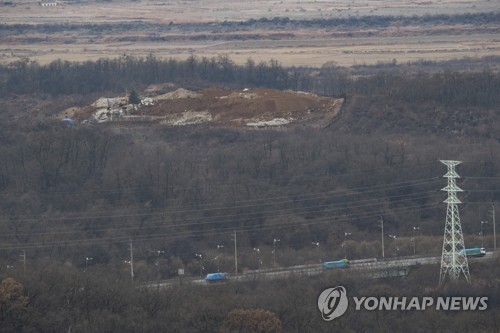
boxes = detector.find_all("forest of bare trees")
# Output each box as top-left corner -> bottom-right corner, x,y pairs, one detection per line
0,55 -> 499,331
2,55 -> 500,106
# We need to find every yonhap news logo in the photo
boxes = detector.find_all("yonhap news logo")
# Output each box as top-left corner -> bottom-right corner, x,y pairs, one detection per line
317,286 -> 349,321
318,286 -> 488,321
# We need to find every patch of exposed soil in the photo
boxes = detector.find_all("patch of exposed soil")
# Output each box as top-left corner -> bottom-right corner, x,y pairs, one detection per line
72,87 -> 344,129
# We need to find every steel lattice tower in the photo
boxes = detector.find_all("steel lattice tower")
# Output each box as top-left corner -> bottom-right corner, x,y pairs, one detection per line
439,160 -> 470,285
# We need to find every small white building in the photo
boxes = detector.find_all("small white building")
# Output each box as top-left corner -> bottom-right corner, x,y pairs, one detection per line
40,1 -> 58,6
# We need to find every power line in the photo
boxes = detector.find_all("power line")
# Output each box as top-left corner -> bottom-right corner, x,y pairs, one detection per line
5,160 -> 442,199
4,174 -> 496,224
0,203 -> 442,251
6,159 -> 492,203
0,171 -> 494,251
0,190 -> 444,239
0,177 -> 441,223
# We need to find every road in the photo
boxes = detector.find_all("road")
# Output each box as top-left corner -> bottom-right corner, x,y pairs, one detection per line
140,252 -> 496,288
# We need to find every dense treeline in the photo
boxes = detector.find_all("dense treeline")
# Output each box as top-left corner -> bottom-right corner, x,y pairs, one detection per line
0,56 -> 290,95
2,12 -> 499,35
240,12 -> 500,29
2,56 -> 500,109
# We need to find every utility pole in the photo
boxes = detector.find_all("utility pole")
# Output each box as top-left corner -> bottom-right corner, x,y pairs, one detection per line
232,231 -> 238,275
157,250 -> 164,281
379,216 -> 385,259
481,221 -> 488,248
343,233 -> 351,259
216,245 -> 224,272
129,239 -> 134,282
413,226 -> 420,256
491,204 -> 496,253
85,257 -> 93,273
19,250 -> 26,278
253,248 -> 261,269
273,238 -> 280,266
195,253 -> 203,277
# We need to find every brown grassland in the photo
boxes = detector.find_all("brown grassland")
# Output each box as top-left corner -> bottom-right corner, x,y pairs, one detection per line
0,0 -> 499,67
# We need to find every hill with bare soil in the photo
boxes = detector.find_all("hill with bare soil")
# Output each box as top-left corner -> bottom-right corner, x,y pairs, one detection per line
72,87 -> 344,129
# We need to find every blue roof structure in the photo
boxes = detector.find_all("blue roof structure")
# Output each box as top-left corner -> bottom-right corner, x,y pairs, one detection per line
62,115 -> 76,126
205,273 -> 228,281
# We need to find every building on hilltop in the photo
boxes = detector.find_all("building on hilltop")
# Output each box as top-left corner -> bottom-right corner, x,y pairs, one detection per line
39,0 -> 57,6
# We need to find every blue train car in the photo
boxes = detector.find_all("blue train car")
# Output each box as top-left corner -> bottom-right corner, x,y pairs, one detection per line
460,247 -> 486,257
321,259 -> 349,269
205,272 -> 229,282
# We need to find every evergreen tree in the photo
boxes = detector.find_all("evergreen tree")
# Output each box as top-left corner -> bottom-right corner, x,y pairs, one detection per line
128,89 -> 141,105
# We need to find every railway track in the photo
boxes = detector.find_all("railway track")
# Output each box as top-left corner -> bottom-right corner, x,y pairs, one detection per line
141,252 -> 496,288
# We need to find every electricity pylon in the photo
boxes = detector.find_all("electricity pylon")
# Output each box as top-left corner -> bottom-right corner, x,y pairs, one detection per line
439,160 -> 470,285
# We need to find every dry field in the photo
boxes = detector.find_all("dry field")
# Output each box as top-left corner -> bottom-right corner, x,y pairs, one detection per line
1,0 -> 497,24
0,0 -> 499,67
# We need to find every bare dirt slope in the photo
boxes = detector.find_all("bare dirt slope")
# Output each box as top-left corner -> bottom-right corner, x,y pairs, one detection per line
73,87 -> 344,129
